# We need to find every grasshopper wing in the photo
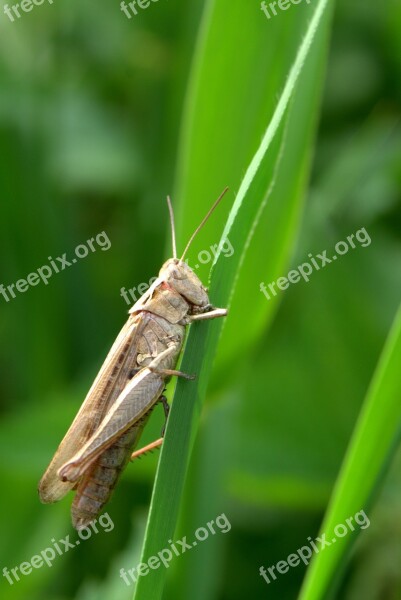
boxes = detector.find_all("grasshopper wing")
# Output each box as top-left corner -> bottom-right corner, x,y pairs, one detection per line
38,313 -> 148,503
58,367 -> 165,483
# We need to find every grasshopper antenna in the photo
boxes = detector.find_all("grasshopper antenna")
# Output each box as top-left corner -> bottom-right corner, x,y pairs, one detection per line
180,186 -> 229,262
166,196 -> 177,260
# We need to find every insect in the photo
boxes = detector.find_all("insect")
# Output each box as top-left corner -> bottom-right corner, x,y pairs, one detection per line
38,188 -> 229,530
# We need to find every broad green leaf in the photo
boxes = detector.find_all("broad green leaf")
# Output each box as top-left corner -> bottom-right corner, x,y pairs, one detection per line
175,0 -> 334,376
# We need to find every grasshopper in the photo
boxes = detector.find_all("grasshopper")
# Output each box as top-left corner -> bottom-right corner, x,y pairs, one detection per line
38,189 -> 228,530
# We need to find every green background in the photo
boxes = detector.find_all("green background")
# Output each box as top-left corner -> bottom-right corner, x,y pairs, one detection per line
0,0 -> 400,599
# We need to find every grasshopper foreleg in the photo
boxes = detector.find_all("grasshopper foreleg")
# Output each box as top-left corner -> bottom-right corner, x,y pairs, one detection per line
181,307 -> 227,324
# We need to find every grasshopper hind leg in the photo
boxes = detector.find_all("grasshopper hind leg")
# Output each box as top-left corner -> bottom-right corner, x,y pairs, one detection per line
160,394 -> 169,435
130,395 -> 169,460
130,437 -> 164,461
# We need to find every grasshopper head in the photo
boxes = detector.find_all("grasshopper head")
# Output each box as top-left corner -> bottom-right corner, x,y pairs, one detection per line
160,258 -> 209,307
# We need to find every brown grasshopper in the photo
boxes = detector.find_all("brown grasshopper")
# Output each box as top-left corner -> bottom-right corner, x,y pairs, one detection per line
38,189 -> 228,530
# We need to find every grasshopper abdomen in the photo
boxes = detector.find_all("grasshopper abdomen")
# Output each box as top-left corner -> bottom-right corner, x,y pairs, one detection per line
71,421 -> 148,529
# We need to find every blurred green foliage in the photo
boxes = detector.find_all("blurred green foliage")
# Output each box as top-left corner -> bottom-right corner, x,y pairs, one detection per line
0,1 -> 400,599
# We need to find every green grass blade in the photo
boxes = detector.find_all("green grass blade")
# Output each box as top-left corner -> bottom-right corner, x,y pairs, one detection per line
133,2 -> 332,598
299,302 -> 401,600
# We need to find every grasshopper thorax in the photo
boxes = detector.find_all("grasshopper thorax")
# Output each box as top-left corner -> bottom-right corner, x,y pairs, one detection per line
159,258 -> 209,308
